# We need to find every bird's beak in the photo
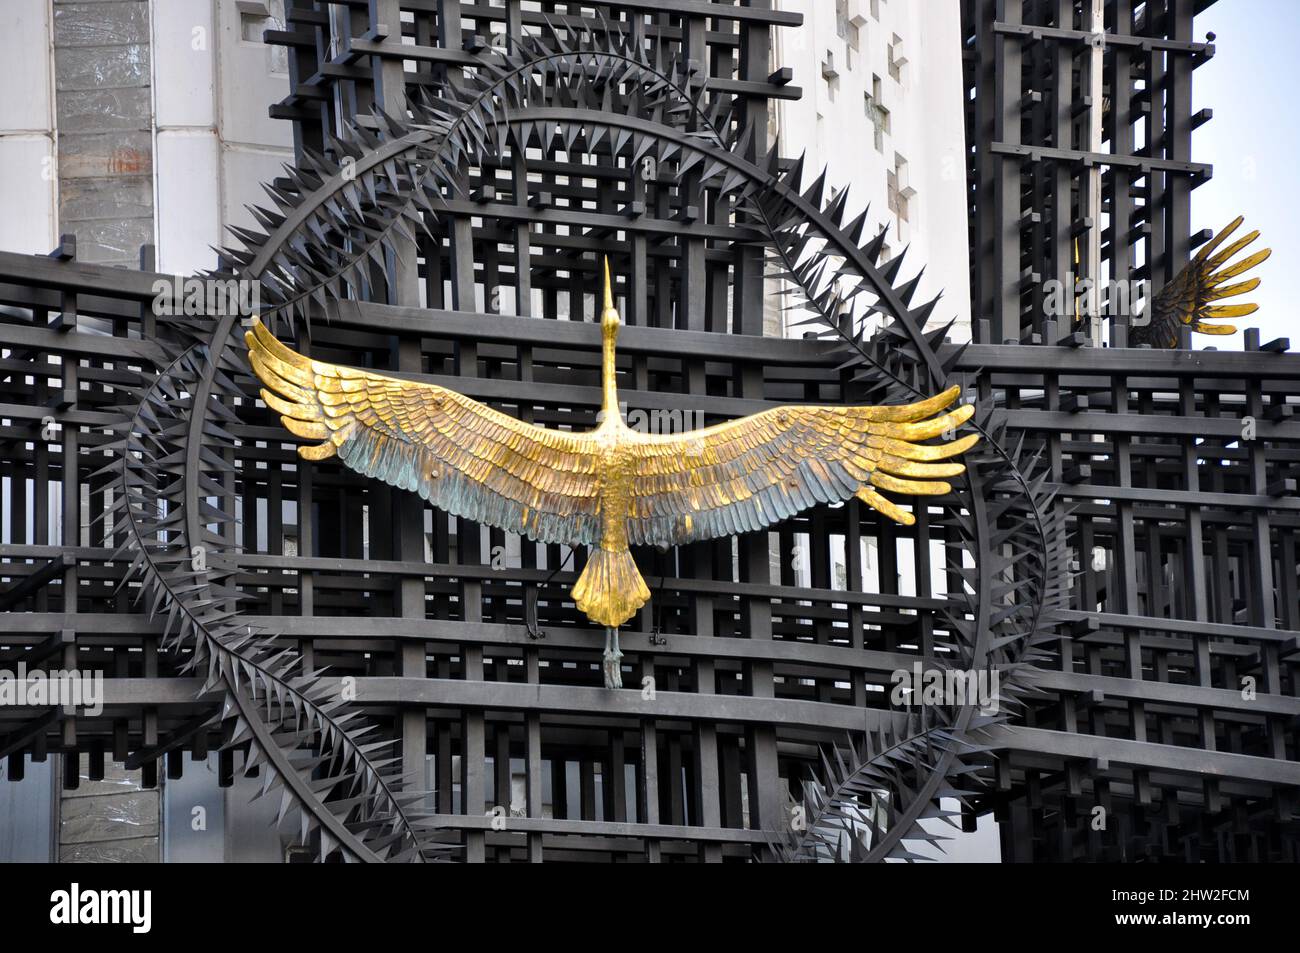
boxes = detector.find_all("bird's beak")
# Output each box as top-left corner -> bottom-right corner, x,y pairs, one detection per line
601,257 -> 620,330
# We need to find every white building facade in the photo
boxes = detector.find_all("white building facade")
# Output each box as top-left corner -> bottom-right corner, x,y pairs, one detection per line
0,0 -> 291,276
769,0 -> 972,344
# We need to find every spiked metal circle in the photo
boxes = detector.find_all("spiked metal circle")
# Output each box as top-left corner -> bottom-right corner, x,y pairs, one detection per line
104,23 -> 1064,863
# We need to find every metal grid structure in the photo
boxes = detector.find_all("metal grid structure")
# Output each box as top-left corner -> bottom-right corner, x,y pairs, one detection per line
962,0 -> 1300,860
967,336 -> 1300,861
962,0 -> 1210,346
0,0 -> 1295,864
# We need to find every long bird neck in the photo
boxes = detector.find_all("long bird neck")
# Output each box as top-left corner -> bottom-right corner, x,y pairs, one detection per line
601,321 -> 621,425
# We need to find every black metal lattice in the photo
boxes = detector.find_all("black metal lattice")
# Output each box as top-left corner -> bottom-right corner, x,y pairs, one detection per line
0,0 -> 1295,863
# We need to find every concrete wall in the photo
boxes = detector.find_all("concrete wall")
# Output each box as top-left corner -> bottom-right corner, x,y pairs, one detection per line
54,0 -> 155,267
153,0 -> 292,275
59,757 -> 159,863
0,1 -> 59,255
771,0 -> 972,343
0,0 -> 292,272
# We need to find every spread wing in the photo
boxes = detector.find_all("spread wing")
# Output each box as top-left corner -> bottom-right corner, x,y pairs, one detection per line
1135,216 -> 1271,348
625,386 -> 978,547
245,319 -> 601,544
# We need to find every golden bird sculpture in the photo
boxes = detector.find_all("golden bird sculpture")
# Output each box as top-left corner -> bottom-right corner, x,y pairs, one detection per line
1132,216 -> 1271,348
246,260 -> 979,687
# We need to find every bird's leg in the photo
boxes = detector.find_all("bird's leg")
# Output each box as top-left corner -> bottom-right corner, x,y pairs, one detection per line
602,626 -> 623,689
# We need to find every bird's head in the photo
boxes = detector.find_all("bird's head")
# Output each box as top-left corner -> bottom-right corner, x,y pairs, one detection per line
600,257 -> 621,337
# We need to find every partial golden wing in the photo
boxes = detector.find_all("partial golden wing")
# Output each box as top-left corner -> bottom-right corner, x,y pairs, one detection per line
625,385 -> 978,547
245,319 -> 601,544
1137,216 -> 1271,348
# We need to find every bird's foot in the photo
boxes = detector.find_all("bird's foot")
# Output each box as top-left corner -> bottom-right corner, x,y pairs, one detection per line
602,647 -> 623,689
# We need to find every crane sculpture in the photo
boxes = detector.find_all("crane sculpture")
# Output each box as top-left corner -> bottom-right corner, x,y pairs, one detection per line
247,260 -> 979,687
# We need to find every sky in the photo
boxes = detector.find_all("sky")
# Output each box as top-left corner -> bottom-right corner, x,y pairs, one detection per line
1191,0 -> 1300,348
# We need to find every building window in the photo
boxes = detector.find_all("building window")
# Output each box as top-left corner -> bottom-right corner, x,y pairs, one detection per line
887,153 -> 914,226
888,34 -> 907,84
866,76 -> 890,152
844,2 -> 863,68
238,0 -> 289,74
822,50 -> 840,101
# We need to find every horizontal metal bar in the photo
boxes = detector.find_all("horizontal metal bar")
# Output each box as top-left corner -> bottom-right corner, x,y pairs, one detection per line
1051,482 -> 1300,514
980,724 -> 1300,787
990,141 -> 1211,176
1060,609 -> 1300,651
0,250 -> 159,300
4,676 -> 896,734
1004,409 -> 1299,440
418,812 -> 768,844
955,342 -> 1300,380
1025,668 -> 1300,717
992,21 -> 1213,55
324,299 -> 836,364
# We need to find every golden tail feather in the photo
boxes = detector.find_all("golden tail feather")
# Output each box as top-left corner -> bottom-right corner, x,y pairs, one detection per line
571,547 -> 650,628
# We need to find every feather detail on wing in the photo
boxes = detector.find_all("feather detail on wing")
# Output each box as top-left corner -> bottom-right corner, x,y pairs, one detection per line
1136,216 -> 1271,348
245,318 -> 602,544
624,385 -> 978,546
